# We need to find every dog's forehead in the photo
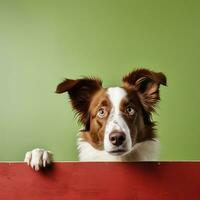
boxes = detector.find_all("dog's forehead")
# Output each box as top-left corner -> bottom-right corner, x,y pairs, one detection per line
106,87 -> 127,109
89,87 -> 128,110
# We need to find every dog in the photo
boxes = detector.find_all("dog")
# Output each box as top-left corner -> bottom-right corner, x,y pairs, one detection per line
24,68 -> 166,170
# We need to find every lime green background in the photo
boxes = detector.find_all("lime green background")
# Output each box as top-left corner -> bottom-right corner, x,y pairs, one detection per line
0,0 -> 199,161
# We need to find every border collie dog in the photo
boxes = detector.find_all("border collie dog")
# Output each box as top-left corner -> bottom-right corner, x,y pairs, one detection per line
25,69 -> 166,170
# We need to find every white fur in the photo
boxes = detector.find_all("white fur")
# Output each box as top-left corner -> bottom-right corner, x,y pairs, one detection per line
78,138 -> 160,161
104,87 -> 132,153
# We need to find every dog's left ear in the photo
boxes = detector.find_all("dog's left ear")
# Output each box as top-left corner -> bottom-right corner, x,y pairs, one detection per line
56,77 -> 102,124
123,69 -> 167,112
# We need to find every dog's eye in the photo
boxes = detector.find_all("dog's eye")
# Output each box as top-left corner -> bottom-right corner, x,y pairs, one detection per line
126,106 -> 135,115
97,107 -> 106,118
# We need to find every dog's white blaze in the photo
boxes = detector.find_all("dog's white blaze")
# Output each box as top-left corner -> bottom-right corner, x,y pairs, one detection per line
104,87 -> 132,152
107,87 -> 126,114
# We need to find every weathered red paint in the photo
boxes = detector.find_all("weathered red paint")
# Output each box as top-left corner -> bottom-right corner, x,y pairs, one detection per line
0,162 -> 200,200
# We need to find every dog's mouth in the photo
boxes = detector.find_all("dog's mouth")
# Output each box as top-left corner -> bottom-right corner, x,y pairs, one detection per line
108,149 -> 127,156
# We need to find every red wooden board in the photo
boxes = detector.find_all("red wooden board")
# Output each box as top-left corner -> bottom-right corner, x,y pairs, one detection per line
0,162 -> 200,200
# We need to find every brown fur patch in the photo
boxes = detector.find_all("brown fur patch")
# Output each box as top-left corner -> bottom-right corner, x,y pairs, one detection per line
123,68 -> 167,112
81,89 -> 112,149
121,68 -> 166,143
56,77 -> 102,125
121,88 -> 156,144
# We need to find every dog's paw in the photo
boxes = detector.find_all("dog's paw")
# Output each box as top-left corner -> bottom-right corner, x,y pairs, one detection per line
24,148 -> 53,171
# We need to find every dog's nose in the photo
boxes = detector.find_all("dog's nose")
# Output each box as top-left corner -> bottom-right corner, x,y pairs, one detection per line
109,132 -> 126,146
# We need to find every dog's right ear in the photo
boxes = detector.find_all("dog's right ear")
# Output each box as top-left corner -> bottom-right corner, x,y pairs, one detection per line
123,69 -> 167,112
56,77 -> 102,124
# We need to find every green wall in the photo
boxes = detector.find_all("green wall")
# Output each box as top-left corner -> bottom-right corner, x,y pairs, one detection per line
0,0 -> 200,161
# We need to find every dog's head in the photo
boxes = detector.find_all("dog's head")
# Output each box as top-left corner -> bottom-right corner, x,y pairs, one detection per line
56,69 -> 166,155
